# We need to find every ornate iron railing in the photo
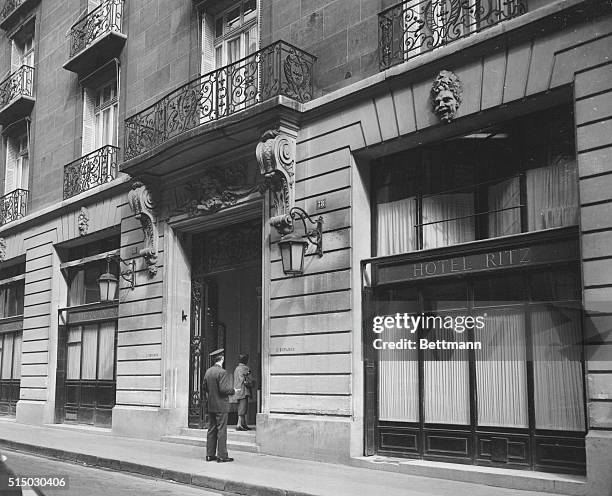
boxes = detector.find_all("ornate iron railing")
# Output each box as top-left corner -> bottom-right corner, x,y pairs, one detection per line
63,145 -> 118,199
379,0 -> 526,69
0,0 -> 24,22
0,65 -> 34,109
124,40 -> 316,160
0,188 -> 27,225
68,0 -> 123,59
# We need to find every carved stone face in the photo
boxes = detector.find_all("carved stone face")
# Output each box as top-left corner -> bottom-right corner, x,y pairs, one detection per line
434,89 -> 459,123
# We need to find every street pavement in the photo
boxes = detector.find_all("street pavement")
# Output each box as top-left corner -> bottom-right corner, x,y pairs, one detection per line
3,450 -> 225,496
0,419 -> 582,496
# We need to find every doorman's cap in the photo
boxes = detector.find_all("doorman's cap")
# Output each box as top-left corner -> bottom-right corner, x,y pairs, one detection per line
209,348 -> 224,358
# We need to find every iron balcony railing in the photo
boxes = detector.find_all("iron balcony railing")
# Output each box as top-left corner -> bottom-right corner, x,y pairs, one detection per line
0,188 -> 27,225
63,145 -> 119,199
124,40 -> 316,161
68,0 -> 123,59
0,0 -> 24,22
0,65 -> 34,109
379,0 -> 527,70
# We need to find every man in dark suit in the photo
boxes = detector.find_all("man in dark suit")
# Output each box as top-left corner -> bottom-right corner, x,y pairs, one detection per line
203,348 -> 236,462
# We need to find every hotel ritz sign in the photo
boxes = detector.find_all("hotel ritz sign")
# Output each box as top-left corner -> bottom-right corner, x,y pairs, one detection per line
375,238 -> 578,285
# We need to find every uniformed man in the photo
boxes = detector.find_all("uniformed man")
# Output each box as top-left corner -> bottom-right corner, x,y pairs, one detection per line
203,348 -> 236,462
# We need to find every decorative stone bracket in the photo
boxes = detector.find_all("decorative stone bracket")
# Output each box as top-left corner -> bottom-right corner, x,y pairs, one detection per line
255,129 -> 296,236
128,180 -> 159,276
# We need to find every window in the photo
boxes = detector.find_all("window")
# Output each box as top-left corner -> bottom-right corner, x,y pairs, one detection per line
4,133 -> 29,194
201,0 -> 258,73
82,79 -> 118,155
10,20 -> 35,71
374,106 -> 577,256
59,235 -> 119,427
64,236 -> 120,305
0,261 -> 25,416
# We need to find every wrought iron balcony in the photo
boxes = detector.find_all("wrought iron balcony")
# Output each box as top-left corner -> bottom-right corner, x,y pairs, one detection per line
0,0 -> 38,30
63,145 -> 119,200
64,0 -> 125,75
379,0 -> 527,70
0,65 -> 34,126
0,188 -> 27,225
124,40 -> 316,161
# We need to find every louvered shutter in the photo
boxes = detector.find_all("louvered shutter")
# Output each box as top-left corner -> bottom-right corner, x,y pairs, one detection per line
82,87 -> 96,154
4,138 -> 17,194
201,13 -> 215,75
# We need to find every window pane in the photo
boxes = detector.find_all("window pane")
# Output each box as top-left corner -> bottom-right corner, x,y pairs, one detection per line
526,157 -> 579,231
66,327 -> 82,380
245,24 -> 257,55
227,7 -> 240,30
12,332 -> 21,379
377,197 -> 417,256
97,322 -> 115,380
1,333 -> 13,379
475,309 -> 528,427
422,192 -> 475,249
227,37 -> 241,64
215,16 -> 223,38
81,325 -> 98,380
532,306 -> 584,431
488,177 -> 521,237
68,269 -> 86,306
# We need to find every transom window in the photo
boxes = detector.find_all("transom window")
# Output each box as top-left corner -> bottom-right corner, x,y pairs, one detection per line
373,105 -> 577,256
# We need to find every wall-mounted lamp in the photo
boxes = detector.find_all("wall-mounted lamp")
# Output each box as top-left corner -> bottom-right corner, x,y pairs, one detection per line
278,207 -> 323,276
98,254 -> 135,302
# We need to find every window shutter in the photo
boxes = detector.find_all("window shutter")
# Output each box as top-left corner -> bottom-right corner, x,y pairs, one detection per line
10,40 -> 21,72
201,13 -> 215,74
82,87 -> 96,154
4,138 -> 17,194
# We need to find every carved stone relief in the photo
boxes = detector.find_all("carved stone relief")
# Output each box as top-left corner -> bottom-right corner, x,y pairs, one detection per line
173,162 -> 261,217
255,129 -> 296,236
78,207 -> 89,236
431,70 -> 462,123
128,180 -> 159,276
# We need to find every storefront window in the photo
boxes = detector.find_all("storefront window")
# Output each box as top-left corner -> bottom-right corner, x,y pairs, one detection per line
373,106 -> 577,256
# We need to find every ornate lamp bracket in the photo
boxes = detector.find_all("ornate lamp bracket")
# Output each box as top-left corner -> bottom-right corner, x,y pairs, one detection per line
128,180 -> 159,277
255,129 -> 296,236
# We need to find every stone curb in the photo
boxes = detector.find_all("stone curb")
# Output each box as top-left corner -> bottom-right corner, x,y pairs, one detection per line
0,438 -> 314,496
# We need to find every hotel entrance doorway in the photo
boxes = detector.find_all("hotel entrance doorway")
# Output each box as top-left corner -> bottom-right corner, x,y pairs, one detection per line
188,220 -> 261,429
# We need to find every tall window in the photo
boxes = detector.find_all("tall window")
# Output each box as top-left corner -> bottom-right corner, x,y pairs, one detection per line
0,261 -> 25,416
59,236 -> 119,427
4,133 -> 29,194
82,79 -> 118,155
374,106 -> 578,256
10,20 -> 35,72
201,0 -> 258,73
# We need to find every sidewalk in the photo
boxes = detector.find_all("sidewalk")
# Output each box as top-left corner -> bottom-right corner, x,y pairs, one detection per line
0,419 -> 575,496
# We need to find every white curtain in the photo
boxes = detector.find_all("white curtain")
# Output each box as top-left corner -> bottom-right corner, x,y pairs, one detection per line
488,177 -> 521,237
0,333 -> 12,379
97,322 -> 116,380
532,306 -> 585,431
69,270 -> 86,306
423,193 -> 475,250
475,310 -> 528,427
12,332 -> 21,379
423,323 -> 470,424
377,197 -> 417,256
81,324 -> 97,380
378,324 -> 419,421
526,157 -> 579,231
66,327 -> 82,380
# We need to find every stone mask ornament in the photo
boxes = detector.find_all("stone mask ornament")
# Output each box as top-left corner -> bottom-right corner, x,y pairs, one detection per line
431,70 -> 462,123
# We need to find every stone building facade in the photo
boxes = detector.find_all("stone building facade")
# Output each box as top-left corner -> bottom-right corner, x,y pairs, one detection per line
0,0 -> 610,494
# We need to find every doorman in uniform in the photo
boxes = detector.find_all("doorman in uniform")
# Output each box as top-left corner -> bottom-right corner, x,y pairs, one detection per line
203,348 -> 236,462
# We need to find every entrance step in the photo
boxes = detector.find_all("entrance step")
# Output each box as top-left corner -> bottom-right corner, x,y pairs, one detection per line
161,426 -> 257,453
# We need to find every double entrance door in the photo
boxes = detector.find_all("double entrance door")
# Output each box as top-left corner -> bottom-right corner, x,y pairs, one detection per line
188,221 -> 261,429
